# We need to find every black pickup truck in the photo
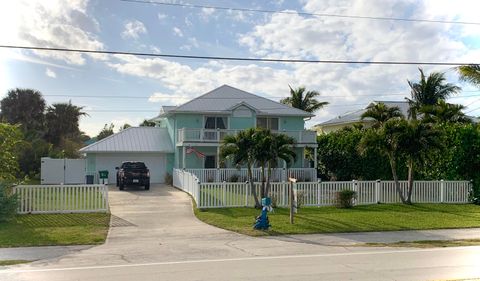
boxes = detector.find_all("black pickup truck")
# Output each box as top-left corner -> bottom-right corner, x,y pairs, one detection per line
116,161 -> 150,190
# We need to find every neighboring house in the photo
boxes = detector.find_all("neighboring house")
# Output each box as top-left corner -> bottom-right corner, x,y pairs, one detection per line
80,85 -> 318,183
313,101 -> 410,134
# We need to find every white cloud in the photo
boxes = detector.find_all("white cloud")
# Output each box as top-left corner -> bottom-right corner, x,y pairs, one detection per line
173,27 -> 184,37
45,67 -> 57,78
157,13 -> 168,21
0,0 -> 104,65
121,20 -> 147,39
201,7 -> 215,16
149,92 -> 190,105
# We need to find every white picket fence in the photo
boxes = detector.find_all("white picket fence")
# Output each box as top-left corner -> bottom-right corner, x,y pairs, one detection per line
14,185 -> 109,214
173,169 -> 472,208
185,168 -> 317,183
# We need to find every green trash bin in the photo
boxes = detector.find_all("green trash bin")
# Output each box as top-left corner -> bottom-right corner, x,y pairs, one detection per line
99,170 -> 109,184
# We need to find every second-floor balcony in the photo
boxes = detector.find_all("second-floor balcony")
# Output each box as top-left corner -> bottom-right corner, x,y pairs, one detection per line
177,128 -> 317,146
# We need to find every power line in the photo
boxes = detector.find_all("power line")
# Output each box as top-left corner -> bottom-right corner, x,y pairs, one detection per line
1,45 -> 477,66
120,0 -> 480,26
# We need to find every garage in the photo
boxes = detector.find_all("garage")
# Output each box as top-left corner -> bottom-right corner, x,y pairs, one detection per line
80,127 -> 174,184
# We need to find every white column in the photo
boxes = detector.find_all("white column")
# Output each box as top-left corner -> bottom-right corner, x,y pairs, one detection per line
182,146 -> 186,169
217,146 -> 220,168
314,147 -> 318,169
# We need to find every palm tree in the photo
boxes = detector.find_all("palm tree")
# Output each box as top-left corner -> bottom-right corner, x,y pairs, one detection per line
220,128 -> 261,207
406,68 -> 461,119
457,65 -> 480,87
280,86 -> 329,113
419,100 -> 471,124
265,133 -> 296,197
361,102 -> 404,128
45,102 -> 88,146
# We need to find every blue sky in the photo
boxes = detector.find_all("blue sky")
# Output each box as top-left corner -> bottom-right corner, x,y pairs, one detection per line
1,0 -> 479,136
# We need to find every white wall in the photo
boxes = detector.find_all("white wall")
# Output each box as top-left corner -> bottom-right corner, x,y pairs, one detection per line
94,153 -> 167,184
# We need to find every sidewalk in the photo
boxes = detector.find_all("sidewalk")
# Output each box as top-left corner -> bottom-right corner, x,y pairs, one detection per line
267,227 -> 480,246
0,245 -> 91,261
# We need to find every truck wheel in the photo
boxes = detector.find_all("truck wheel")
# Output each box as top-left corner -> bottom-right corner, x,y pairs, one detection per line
145,182 -> 150,190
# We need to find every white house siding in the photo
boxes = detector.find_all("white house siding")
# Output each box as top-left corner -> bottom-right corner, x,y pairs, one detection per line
93,153 -> 167,184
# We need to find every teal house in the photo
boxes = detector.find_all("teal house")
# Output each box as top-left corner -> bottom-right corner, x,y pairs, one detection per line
81,85 -> 318,183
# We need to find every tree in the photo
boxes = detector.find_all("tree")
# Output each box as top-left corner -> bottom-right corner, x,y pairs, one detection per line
0,123 -> 23,181
220,128 -> 261,208
97,123 -> 115,141
406,68 -> 461,119
0,88 -> 46,133
139,119 -> 156,127
45,102 -> 87,146
119,123 -> 131,131
419,100 -> 471,124
280,86 -> 329,113
457,64 -> 480,87
361,102 -> 404,128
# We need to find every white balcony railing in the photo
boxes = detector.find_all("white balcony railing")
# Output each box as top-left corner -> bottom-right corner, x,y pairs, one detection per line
177,128 -> 317,144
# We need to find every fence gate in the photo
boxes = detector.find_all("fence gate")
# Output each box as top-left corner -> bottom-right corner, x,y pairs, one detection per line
41,157 -> 86,184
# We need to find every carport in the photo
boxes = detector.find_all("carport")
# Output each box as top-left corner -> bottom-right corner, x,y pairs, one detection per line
80,127 -> 174,184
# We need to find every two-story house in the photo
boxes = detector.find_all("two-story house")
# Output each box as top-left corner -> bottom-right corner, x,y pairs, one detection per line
80,85 -> 318,183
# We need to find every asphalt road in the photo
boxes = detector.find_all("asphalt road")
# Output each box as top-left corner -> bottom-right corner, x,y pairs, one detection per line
2,246 -> 480,281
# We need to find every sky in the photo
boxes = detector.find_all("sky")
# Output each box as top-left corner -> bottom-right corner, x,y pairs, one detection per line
0,0 -> 479,136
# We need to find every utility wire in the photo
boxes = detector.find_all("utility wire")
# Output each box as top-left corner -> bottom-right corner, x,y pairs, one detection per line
0,45 -> 477,65
120,0 -> 480,26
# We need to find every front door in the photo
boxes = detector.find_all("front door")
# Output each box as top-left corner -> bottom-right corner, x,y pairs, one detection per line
204,155 -> 216,168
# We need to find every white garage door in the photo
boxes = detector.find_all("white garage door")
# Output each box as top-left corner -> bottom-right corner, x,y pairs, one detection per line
95,153 -> 166,184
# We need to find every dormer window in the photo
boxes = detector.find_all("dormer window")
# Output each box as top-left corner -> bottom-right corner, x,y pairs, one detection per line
257,117 -> 279,130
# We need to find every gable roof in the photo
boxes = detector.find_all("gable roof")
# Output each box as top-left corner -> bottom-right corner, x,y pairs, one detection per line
154,85 -> 313,118
317,101 -> 410,126
79,127 -> 174,153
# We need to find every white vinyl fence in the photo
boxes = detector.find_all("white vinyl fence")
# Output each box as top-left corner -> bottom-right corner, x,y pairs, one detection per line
173,169 -> 472,208
14,185 -> 109,214
185,168 -> 317,183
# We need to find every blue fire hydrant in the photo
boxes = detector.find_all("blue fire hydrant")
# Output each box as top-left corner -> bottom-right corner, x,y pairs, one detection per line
253,197 -> 271,230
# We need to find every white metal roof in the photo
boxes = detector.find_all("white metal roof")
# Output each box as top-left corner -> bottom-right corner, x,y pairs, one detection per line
79,127 -> 174,153
156,85 -> 313,118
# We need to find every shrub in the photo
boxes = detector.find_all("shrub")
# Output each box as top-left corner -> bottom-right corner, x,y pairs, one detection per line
336,189 -> 357,208
295,191 -> 305,209
164,173 -> 173,185
0,182 -> 18,222
228,174 -> 239,182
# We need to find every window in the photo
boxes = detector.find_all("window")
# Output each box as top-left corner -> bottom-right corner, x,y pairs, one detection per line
204,155 -> 216,168
256,117 -> 279,130
204,116 -> 227,129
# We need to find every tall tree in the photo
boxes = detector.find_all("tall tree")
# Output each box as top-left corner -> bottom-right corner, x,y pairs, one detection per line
457,64 -> 480,87
264,132 -> 296,197
419,100 -> 471,124
280,86 -> 329,113
119,123 -> 131,131
0,123 -> 23,180
139,119 -> 156,127
406,68 -> 461,119
361,102 -> 404,128
220,128 -> 261,208
45,102 -> 87,146
96,123 -> 115,141
0,88 -> 46,133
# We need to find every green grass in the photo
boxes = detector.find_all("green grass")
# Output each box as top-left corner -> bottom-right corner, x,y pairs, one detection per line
0,260 -> 32,266
0,213 -> 110,247
194,204 -> 480,236
364,239 -> 480,248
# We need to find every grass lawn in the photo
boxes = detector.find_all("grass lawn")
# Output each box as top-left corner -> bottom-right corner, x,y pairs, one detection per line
364,239 -> 480,248
0,213 -> 110,248
0,260 -> 31,266
194,204 -> 480,236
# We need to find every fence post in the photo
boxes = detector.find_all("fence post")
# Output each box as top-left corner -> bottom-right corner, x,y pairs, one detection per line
216,168 -> 220,182
440,179 -> 445,203
352,180 -> 358,206
375,179 -> 381,203
196,180 -> 201,208
317,179 -> 321,207
282,168 -> 287,182
245,181 -> 249,207
222,181 -> 226,207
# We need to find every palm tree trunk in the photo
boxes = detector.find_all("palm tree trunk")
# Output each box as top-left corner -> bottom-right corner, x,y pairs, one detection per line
389,154 -> 407,204
247,161 -> 260,208
407,159 -> 414,204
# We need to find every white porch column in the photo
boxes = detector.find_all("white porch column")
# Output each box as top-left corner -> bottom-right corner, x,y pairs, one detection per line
314,147 -> 318,169
182,146 -> 186,169
216,146 -> 220,168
